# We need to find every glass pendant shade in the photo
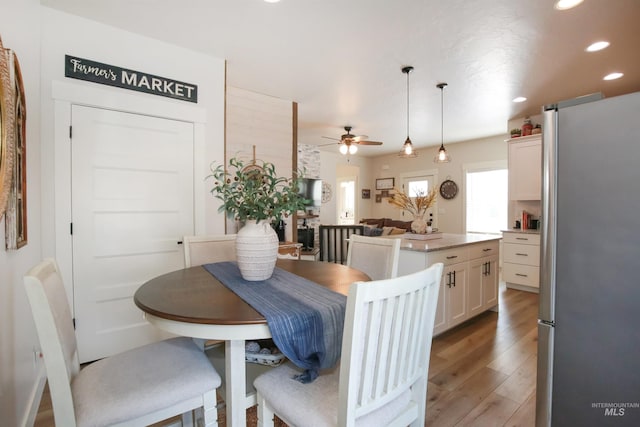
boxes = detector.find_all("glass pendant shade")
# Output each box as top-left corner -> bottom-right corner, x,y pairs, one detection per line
398,66 -> 418,158
349,144 -> 358,154
434,82 -> 451,163
339,143 -> 348,155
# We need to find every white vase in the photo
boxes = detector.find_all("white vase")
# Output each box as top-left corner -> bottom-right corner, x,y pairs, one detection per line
411,214 -> 427,234
236,219 -> 279,281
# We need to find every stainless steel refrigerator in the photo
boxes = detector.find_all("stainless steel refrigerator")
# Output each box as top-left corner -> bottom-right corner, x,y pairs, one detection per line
536,91 -> 640,426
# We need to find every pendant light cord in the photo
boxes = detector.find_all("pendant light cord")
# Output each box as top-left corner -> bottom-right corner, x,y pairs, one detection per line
406,70 -> 410,139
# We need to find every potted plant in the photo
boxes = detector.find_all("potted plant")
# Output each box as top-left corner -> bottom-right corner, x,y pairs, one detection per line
209,157 -> 308,280
510,128 -> 522,138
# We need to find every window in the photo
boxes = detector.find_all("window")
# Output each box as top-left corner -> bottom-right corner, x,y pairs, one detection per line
401,172 -> 437,227
465,164 -> 507,234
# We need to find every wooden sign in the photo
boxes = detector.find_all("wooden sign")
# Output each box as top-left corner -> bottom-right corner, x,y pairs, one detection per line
64,55 -> 198,103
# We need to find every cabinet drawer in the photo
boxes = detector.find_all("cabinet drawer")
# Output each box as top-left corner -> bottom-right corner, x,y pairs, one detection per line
503,263 -> 540,288
503,243 -> 540,266
428,247 -> 468,266
468,241 -> 499,260
502,232 -> 540,245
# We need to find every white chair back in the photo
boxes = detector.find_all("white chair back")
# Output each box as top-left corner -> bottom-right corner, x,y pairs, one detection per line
183,234 -> 237,267
338,262 -> 443,425
24,259 -> 79,425
24,258 -> 221,427
254,262 -> 443,427
346,234 -> 401,280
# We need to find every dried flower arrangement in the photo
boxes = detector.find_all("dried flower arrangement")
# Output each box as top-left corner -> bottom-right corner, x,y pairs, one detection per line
387,187 -> 437,218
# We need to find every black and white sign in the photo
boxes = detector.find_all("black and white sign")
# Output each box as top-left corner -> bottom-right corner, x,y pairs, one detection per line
64,55 -> 198,103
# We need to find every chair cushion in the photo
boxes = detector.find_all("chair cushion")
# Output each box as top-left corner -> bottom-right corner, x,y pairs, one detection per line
254,362 -> 411,427
72,337 -> 221,427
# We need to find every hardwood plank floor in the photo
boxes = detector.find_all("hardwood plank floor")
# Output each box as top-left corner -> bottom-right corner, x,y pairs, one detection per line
35,283 -> 539,426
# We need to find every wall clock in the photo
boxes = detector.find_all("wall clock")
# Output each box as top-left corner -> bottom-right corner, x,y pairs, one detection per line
321,182 -> 332,203
439,179 -> 458,200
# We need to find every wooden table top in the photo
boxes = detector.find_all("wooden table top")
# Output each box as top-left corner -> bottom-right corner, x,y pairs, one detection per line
134,259 -> 370,326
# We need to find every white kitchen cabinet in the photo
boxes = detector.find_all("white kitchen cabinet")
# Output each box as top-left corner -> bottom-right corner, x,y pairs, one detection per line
502,231 -> 540,291
468,241 -> 500,319
508,135 -> 542,201
398,238 -> 499,336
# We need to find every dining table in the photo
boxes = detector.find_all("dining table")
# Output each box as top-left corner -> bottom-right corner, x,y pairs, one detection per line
133,259 -> 370,427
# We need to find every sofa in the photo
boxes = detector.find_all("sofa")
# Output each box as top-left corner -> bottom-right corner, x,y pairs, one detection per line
359,218 -> 413,236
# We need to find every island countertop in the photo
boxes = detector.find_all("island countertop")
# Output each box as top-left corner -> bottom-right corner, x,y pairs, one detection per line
395,233 -> 501,253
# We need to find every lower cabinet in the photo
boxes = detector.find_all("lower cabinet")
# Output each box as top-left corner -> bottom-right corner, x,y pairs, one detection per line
398,239 -> 499,336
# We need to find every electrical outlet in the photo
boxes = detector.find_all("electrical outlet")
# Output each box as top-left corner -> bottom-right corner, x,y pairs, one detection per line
33,347 -> 42,370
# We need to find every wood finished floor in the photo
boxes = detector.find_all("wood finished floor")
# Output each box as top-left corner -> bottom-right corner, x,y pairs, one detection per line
35,283 -> 538,427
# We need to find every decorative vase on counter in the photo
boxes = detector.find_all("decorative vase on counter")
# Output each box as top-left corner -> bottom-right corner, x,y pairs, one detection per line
411,214 -> 428,234
236,220 -> 279,281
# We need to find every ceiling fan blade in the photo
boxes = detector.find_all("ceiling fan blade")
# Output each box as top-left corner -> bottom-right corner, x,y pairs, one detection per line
321,136 -> 341,141
358,140 -> 383,146
351,135 -> 368,142
319,142 -> 340,147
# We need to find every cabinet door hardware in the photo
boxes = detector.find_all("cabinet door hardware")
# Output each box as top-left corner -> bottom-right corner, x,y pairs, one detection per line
452,270 -> 456,287
516,237 -> 529,241
482,248 -> 492,252
516,273 -> 529,277
446,255 -> 458,260
516,253 -> 529,256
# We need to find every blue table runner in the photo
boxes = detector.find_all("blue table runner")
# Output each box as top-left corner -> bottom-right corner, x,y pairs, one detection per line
203,262 -> 346,383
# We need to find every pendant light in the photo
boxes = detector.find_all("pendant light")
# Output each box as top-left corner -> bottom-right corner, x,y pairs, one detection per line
434,82 -> 451,163
398,66 -> 418,158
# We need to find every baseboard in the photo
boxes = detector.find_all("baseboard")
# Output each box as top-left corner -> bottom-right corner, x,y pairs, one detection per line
21,365 -> 46,427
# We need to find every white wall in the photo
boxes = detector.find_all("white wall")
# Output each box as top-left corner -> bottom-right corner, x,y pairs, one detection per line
0,3 -> 227,425
369,135 -> 508,233
0,1 -> 44,425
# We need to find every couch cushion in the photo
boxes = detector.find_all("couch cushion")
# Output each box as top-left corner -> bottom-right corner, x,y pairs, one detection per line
360,218 -> 386,228
382,219 -> 413,231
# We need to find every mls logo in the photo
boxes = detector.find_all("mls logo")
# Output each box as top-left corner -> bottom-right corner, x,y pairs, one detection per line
604,407 -> 625,417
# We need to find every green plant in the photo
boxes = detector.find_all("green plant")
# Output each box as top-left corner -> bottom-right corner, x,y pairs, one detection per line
208,157 -> 308,223
510,128 -> 521,136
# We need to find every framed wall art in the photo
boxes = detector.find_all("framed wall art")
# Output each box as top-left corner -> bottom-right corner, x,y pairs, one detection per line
361,189 -> 370,199
375,177 -> 394,190
5,49 -> 27,249
0,36 -> 16,223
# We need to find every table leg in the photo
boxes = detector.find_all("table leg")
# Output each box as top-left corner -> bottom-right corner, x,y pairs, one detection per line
225,339 -> 246,427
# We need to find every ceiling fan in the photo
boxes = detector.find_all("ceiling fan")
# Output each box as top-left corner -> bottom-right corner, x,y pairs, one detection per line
320,126 -> 383,155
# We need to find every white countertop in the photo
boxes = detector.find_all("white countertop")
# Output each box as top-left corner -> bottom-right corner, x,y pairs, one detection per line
501,229 -> 540,235
393,233 -> 501,253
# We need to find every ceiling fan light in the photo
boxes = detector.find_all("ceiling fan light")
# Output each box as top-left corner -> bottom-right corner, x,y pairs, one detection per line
349,144 -> 358,155
339,143 -> 348,155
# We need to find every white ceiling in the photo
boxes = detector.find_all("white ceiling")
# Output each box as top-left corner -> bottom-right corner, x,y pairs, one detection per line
43,0 -> 640,157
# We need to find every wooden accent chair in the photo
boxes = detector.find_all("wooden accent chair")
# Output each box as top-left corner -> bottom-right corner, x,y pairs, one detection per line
24,258 -> 221,427
346,234 -> 401,280
183,234 -> 237,267
254,262 -> 444,427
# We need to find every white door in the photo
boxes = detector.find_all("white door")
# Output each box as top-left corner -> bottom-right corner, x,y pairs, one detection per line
71,105 -> 194,362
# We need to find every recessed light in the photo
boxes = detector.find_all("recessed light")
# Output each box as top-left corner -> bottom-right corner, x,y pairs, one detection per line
603,72 -> 624,81
555,0 -> 584,10
264,0 -> 280,3
513,97 -> 527,103
586,41 -> 610,52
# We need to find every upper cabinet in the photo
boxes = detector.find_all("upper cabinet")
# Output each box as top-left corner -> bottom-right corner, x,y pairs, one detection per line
508,135 -> 542,201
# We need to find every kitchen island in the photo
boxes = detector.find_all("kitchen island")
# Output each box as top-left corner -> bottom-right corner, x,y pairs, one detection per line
395,233 -> 501,335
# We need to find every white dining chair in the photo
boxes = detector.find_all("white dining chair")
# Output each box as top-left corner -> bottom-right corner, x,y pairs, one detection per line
24,258 -> 221,427
183,234 -> 237,267
346,234 -> 401,280
253,262 -> 444,427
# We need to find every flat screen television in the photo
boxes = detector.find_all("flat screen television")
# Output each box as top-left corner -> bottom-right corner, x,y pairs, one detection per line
298,178 -> 322,207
